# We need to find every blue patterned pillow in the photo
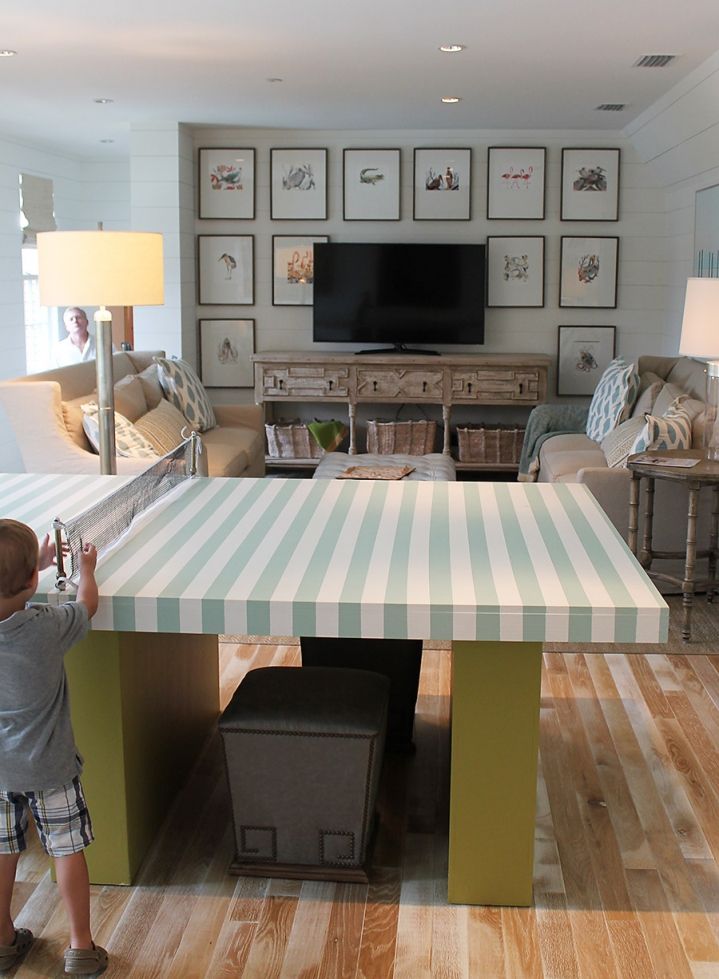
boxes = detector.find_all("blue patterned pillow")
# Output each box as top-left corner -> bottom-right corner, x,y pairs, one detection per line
586,358 -> 639,443
629,398 -> 693,455
153,357 -> 216,432
81,403 -> 159,459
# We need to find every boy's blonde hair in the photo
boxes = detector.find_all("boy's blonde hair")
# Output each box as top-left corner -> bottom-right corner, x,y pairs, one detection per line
0,519 -> 39,597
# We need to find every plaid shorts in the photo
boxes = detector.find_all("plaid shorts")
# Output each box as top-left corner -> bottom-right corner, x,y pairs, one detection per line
0,777 -> 94,857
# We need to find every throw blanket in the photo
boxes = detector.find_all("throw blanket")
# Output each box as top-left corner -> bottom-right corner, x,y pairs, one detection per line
518,404 -> 589,482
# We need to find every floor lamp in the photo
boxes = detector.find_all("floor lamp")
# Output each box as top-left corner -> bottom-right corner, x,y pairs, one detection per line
678,277 -> 719,461
37,231 -> 164,474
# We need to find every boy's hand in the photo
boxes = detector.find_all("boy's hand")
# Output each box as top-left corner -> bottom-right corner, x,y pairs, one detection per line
79,543 -> 97,573
38,533 -> 56,571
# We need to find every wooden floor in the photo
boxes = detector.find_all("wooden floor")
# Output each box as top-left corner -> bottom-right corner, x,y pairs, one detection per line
8,596 -> 719,979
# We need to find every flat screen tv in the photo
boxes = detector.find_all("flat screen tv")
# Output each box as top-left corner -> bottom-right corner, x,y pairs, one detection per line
312,241 -> 485,352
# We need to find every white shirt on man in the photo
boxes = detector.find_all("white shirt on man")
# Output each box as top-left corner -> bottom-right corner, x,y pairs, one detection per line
52,333 -> 97,367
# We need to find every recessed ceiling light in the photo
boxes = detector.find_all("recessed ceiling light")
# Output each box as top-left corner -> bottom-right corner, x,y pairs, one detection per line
439,44 -> 465,53
266,77 -> 283,83
93,97 -> 114,104
441,96 -> 462,104
100,138 -> 114,143
0,50 -> 17,57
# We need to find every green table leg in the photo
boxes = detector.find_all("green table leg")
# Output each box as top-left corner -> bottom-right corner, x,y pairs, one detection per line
64,631 -> 219,885
448,640 -> 542,906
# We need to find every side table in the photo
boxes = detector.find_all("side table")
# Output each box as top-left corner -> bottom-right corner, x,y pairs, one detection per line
627,449 -> 719,641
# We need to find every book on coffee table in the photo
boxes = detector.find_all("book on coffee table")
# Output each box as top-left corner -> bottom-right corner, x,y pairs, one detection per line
337,465 -> 415,480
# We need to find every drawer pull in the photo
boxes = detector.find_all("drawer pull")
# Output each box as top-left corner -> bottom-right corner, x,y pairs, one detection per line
328,379 -> 333,391
518,382 -> 524,395
373,380 -> 378,392
278,378 -> 284,390
467,382 -> 473,394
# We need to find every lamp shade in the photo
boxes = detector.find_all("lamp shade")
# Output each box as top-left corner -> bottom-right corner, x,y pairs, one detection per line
679,277 -> 719,359
37,231 -> 164,307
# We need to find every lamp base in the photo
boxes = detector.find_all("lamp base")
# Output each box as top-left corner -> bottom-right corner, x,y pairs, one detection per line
705,362 -> 719,461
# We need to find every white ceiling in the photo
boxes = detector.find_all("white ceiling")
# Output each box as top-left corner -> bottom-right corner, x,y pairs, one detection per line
1,0 -> 719,158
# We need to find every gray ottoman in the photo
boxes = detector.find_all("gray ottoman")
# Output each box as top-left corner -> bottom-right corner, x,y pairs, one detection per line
219,666 -> 389,882
313,451 -> 456,481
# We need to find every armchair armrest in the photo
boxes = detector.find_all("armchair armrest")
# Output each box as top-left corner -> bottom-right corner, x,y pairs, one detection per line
576,466 -> 632,538
212,403 -> 265,433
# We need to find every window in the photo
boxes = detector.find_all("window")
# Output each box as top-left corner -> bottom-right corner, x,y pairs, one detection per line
22,246 -> 59,373
19,174 -> 57,373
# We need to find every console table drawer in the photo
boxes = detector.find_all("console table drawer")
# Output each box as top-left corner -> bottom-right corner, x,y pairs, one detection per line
452,369 -> 541,403
260,367 -> 350,399
356,368 -> 444,401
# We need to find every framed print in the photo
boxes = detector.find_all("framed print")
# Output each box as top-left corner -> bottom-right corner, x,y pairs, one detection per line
198,148 -> 255,219
413,148 -> 471,220
343,148 -> 400,220
199,319 -> 255,388
272,235 -> 328,306
198,235 -> 254,305
694,182 -> 719,276
561,148 -> 620,221
270,148 -> 328,220
559,236 -> 618,308
487,147 -> 546,220
557,325 -> 616,396
486,236 -> 545,307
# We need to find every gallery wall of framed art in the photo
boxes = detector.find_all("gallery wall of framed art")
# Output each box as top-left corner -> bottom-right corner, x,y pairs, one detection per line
192,132 -> 640,397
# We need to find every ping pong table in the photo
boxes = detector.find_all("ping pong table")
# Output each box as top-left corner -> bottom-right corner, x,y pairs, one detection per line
1,472 -> 667,905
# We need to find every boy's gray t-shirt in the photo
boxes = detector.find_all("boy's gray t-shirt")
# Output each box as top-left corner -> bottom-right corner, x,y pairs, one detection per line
0,601 -> 89,792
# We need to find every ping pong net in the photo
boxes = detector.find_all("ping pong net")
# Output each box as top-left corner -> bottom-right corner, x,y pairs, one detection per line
53,433 -> 202,589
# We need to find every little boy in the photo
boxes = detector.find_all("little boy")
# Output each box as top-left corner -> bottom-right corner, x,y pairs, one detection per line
0,519 -> 108,976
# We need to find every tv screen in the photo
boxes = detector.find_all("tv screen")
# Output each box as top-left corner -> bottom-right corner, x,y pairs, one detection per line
313,242 -> 485,350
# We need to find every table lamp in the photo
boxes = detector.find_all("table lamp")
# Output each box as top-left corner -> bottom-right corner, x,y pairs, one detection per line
678,276 -> 719,461
37,230 -> 164,474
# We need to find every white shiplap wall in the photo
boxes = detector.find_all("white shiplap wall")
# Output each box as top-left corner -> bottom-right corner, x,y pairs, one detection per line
192,126 -> 670,405
625,51 -> 719,348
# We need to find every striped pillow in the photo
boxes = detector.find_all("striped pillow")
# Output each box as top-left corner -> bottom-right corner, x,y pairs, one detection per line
134,399 -> 189,455
630,398 -> 693,455
586,358 -> 640,443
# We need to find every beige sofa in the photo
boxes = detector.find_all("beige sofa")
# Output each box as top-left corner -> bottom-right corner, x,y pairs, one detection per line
0,350 -> 265,478
536,355 -> 711,584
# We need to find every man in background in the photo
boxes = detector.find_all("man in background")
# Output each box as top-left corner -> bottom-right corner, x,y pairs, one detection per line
52,307 -> 95,367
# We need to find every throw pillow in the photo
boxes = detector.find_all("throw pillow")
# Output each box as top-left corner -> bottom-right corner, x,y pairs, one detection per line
630,380 -> 663,420
153,357 -> 216,432
629,398 -> 693,455
133,399 -> 189,455
600,416 -> 646,468
81,403 -> 159,459
113,374 -> 149,423
136,363 -> 164,409
585,358 -> 640,443
652,381 -> 687,418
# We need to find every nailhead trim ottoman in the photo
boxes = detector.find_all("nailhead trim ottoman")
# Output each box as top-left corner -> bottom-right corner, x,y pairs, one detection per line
219,666 -> 390,882
312,452 -> 457,481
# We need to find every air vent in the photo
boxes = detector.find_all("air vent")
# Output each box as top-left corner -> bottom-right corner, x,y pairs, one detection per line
634,54 -> 676,67
595,104 -> 626,112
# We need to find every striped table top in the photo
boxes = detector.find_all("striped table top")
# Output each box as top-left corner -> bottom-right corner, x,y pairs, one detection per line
1,472 -> 668,644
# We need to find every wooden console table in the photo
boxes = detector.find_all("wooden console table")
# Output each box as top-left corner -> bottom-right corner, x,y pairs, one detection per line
252,352 -> 550,470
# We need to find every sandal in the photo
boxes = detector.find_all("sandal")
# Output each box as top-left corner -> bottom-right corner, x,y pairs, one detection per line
0,927 -> 33,972
64,942 -> 108,976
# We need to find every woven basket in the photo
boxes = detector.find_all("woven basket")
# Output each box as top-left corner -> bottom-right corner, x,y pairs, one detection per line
265,421 -> 324,459
366,419 -> 436,455
456,425 -> 525,464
